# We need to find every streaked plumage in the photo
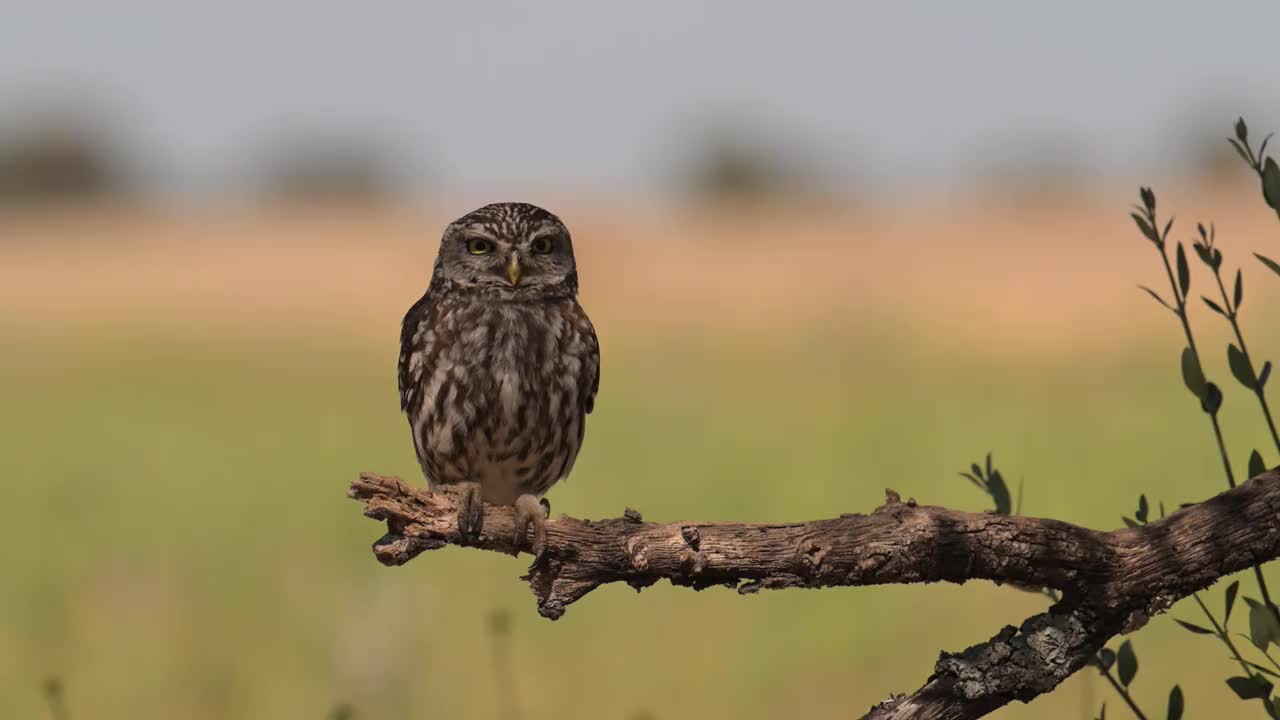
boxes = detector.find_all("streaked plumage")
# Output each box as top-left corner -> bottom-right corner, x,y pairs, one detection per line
398,203 -> 600,556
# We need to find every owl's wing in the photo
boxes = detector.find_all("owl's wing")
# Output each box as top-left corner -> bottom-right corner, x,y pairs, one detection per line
579,306 -> 601,415
398,289 -> 436,413
586,340 -> 599,414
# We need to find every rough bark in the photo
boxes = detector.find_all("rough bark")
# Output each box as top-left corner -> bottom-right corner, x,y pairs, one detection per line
349,468 -> 1280,718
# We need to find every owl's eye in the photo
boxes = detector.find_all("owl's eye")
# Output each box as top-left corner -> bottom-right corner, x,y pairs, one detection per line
530,236 -> 554,254
466,238 -> 493,255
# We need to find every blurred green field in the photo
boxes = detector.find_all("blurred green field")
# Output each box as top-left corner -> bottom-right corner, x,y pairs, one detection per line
5,326 -> 1279,719
4,201 -> 1280,719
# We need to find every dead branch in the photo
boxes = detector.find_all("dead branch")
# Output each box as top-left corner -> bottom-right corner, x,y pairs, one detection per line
349,468 -> 1280,718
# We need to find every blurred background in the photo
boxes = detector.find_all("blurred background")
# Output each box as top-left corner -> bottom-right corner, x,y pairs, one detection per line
4,1 -> 1280,718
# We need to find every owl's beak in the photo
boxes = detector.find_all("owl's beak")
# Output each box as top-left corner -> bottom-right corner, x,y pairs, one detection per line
505,255 -> 522,286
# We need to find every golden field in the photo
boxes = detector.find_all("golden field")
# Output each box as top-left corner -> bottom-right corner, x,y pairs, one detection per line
3,189 -> 1280,719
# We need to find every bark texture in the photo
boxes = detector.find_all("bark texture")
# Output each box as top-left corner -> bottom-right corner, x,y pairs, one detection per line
349,468 -> 1280,718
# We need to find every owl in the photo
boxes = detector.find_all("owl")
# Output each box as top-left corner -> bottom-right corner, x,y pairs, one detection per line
398,203 -> 600,560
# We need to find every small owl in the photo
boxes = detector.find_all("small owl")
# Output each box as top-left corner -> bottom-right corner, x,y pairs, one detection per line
398,203 -> 600,559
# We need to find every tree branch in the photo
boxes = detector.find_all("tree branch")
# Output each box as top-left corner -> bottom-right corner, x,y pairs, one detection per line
349,468 -> 1280,717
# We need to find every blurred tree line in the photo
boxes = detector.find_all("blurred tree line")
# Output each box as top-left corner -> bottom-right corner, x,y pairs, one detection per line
0,97 -> 1265,207
0,115 -> 122,201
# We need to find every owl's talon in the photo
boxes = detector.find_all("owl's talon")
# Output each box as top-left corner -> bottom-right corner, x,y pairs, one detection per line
530,527 -> 547,563
526,544 -> 549,573
513,494 -> 547,559
457,482 -> 484,541
539,498 -> 551,518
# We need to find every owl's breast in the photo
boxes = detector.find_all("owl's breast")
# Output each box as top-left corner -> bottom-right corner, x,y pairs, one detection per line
406,299 -> 591,504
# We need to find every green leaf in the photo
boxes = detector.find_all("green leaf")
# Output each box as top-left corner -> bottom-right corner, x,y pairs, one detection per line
1140,285 -> 1174,311
1235,269 -> 1244,309
1167,685 -> 1183,720
1136,494 -> 1149,524
1094,648 -> 1116,671
1202,297 -> 1227,317
1141,187 -> 1156,213
1237,117 -> 1250,142
1258,253 -> 1280,278
1176,242 -> 1191,297
1248,661 -> 1280,678
1230,138 -> 1254,167
1122,517 -> 1140,529
1201,382 -> 1223,414
1181,347 -> 1207,398
1252,451 -> 1268,479
1117,640 -> 1138,686
1131,213 -> 1160,245
1263,157 -> 1280,214
1261,361 -> 1273,388
1247,597 -> 1280,650
1227,580 -> 1240,625
987,469 -> 1011,515
1229,344 -> 1258,390
1227,675 -> 1273,700
1193,242 -> 1214,267
1174,619 -> 1214,634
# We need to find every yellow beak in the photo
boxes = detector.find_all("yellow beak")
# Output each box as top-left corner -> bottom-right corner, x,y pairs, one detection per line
506,255 -> 521,286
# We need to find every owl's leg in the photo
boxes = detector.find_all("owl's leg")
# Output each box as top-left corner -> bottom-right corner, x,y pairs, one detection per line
513,493 -> 547,561
456,481 -> 485,540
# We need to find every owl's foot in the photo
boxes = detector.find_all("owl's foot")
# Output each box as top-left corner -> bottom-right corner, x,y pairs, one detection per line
456,481 -> 484,541
513,494 -> 547,561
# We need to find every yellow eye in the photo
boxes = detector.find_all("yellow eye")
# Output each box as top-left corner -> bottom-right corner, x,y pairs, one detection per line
467,238 -> 493,255
531,236 -> 553,254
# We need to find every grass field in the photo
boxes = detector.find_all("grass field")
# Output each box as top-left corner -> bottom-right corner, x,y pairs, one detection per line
3,194 -> 1280,718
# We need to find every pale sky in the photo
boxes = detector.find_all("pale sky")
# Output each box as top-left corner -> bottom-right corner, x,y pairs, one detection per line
2,0 -> 1278,200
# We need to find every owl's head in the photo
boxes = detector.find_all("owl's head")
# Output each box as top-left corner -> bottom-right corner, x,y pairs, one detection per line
432,202 -> 578,298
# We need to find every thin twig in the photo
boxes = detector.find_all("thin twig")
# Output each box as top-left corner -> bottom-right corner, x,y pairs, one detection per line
1210,264 -> 1280,453
1190,593 -> 1254,677
1144,199 -> 1280,622
1099,667 -> 1149,720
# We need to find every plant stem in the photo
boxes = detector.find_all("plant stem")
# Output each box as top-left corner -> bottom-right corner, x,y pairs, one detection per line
1212,269 -> 1280,454
1256,566 -> 1280,625
42,687 -> 68,720
1099,666 -> 1149,720
1261,646 -> 1280,674
1191,593 -> 1278,714
1157,245 -> 1237,486
1191,593 -> 1255,676
1261,401 -> 1280,456
1209,413 -> 1238,489
488,612 -> 521,720
1150,234 -> 1280,621
1203,266 -> 1280,621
